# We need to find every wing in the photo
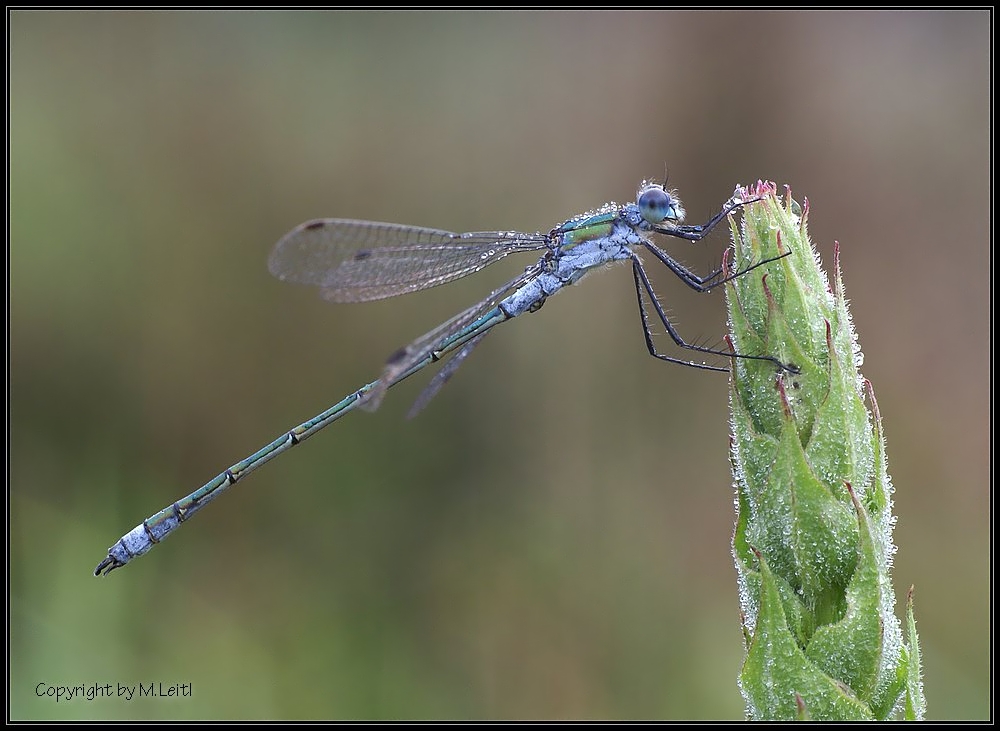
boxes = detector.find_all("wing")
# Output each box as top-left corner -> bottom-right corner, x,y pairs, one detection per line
268,218 -> 550,302
361,260 -> 547,411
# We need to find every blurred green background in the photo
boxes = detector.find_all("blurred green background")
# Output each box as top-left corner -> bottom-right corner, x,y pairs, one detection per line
10,11 -> 989,720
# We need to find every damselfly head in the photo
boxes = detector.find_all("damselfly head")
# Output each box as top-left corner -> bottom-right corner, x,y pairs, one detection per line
637,181 -> 685,225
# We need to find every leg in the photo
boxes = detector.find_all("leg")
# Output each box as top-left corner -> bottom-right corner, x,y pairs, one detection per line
640,240 -> 791,294
653,195 -> 759,242
631,257 -> 795,372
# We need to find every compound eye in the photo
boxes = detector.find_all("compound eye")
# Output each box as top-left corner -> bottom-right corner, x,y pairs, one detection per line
638,186 -> 677,224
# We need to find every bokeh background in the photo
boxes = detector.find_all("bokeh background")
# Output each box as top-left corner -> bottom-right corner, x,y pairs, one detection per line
10,11 -> 989,720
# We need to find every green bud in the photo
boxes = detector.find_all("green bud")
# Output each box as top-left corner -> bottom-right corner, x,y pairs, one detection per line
725,182 -> 924,720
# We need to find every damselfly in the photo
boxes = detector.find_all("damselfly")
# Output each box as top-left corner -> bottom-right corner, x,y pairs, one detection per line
95,181 -> 793,576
